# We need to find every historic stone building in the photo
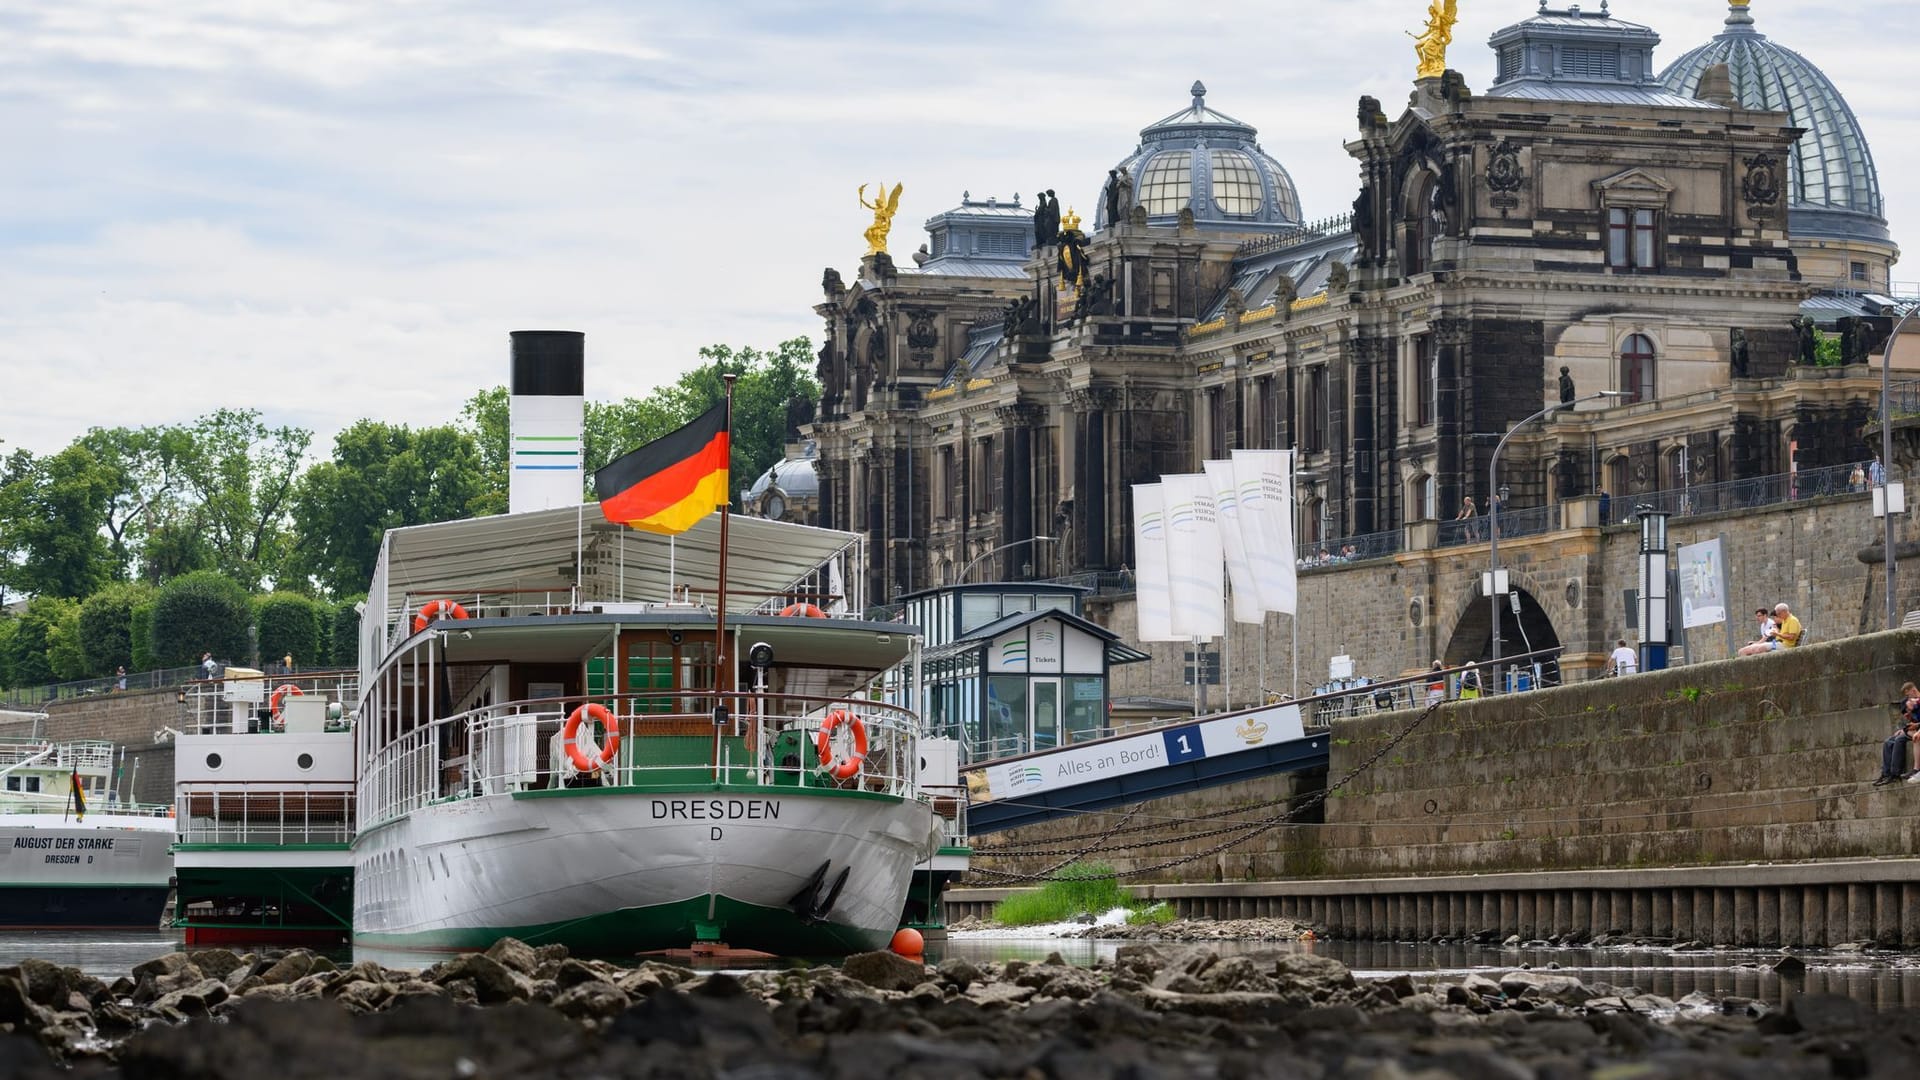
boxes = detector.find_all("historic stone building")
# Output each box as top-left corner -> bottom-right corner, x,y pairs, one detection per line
786,1 -> 1905,676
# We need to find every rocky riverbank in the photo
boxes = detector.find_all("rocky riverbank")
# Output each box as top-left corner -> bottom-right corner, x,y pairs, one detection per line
1,939 -> 1916,1077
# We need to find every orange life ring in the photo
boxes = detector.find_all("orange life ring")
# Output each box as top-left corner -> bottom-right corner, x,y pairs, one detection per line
413,599 -> 471,633
270,683 -> 303,717
780,602 -> 827,618
562,703 -> 621,773
814,709 -> 868,781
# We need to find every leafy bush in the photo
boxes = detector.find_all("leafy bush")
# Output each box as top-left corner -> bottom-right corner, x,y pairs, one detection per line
329,597 -> 364,668
151,571 -> 251,668
2,597 -> 73,688
129,597 -> 158,673
255,592 -> 321,670
990,862 -> 1135,927
79,582 -> 155,676
0,619 -> 14,690
43,599 -> 86,680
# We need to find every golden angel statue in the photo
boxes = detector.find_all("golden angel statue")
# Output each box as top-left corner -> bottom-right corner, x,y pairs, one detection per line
859,182 -> 904,257
1409,0 -> 1459,80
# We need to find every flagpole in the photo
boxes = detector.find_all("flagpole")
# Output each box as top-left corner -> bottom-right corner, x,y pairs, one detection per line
715,374 -> 737,699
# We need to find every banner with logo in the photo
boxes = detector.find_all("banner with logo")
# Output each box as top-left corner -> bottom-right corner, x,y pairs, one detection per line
1676,536 -> 1728,629
1203,459 -> 1264,625
1161,473 -> 1226,639
1130,484 -> 1177,642
1231,449 -> 1297,615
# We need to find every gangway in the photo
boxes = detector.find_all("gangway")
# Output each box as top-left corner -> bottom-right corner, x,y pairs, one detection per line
963,702 -> 1326,834
960,650 -> 1562,835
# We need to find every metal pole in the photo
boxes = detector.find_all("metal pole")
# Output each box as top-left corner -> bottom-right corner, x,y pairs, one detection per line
1884,304 -> 1918,628
1489,391 -> 1621,672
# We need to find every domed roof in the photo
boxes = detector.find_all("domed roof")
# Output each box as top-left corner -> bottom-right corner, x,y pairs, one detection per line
1658,2 -> 1887,242
1095,81 -> 1303,234
744,441 -> 818,521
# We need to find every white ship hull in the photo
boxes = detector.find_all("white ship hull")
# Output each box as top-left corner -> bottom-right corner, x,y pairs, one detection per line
353,786 -> 938,954
0,813 -> 174,928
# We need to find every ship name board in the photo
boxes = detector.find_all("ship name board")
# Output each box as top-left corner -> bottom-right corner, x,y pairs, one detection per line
648,799 -> 780,822
12,836 -> 115,850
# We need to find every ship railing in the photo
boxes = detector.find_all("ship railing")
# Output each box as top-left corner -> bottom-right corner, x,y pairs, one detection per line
0,795 -> 173,818
0,738 -> 115,771
173,781 -> 356,846
387,587 -> 585,645
921,783 -> 968,849
181,672 -> 359,736
359,691 -> 926,832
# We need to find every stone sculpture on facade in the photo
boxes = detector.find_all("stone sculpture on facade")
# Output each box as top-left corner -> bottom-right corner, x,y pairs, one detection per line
821,268 -> 845,298
1033,189 -> 1060,246
1327,260 -> 1350,293
1794,315 -> 1818,366
1357,95 -> 1388,132
857,183 -> 903,256
1558,365 -> 1575,404
1729,328 -> 1751,378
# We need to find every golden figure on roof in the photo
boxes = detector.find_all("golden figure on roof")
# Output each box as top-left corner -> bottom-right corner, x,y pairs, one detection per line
858,182 -> 904,256
1410,0 -> 1459,80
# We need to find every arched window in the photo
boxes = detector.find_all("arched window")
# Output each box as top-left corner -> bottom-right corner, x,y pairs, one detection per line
1410,474 -> 1435,522
1620,334 -> 1656,404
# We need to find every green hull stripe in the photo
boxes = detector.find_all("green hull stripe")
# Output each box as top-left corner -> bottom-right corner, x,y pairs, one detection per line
354,894 -> 892,955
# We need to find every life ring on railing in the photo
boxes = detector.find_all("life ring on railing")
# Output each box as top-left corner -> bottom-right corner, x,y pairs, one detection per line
814,709 -> 868,781
562,703 -> 621,773
270,684 -> 303,718
780,602 -> 827,619
413,599 -> 471,633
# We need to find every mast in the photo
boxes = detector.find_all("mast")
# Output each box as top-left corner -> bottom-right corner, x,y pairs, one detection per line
714,373 -> 738,698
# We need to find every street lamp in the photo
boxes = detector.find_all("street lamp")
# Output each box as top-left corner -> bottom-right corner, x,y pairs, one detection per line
958,535 -> 1056,584
1488,390 -> 1627,674
1880,301 -> 1920,628
1636,504 -> 1670,671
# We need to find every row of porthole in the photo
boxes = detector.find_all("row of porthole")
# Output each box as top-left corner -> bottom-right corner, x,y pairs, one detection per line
204,752 -> 314,771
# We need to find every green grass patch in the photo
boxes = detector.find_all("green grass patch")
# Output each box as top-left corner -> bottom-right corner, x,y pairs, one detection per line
990,862 -> 1143,927
1127,901 -> 1176,926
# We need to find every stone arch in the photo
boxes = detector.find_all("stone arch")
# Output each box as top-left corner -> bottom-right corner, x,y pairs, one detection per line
1440,574 -> 1567,685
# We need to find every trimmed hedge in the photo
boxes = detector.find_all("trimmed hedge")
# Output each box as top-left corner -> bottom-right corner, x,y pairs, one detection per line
255,592 -> 321,671
151,571 -> 251,668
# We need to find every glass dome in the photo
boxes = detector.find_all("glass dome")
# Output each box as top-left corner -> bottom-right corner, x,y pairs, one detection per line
1096,81 -> 1302,234
1659,2 -> 1887,242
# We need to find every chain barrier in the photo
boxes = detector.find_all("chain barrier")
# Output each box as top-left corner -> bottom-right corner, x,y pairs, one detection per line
966,698 -> 1445,883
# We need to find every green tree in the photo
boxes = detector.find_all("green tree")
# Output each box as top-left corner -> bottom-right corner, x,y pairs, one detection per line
79,582 -> 156,676
459,386 -> 511,518
176,409 -> 311,590
0,445 -> 116,599
255,593 -> 321,670
285,422 -> 486,597
75,424 -> 198,581
129,596 -> 159,673
0,619 -> 14,690
43,599 -> 86,681
2,597 -> 75,688
151,571 -> 252,668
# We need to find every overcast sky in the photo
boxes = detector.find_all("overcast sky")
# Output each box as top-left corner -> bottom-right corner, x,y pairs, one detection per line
1,0 -> 1912,458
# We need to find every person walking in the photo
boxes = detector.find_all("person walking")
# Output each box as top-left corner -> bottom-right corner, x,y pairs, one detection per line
200,652 -> 217,681
115,666 -> 127,692
1607,639 -> 1638,677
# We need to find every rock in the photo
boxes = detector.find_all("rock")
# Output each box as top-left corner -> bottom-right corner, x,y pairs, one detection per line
443,954 -> 531,1004
935,957 -> 983,992
1501,934 -> 1522,946
1771,954 -> 1808,977
483,937 -> 540,975
553,958 -> 619,991
1380,973 -> 1417,1000
1498,971 -> 1590,1002
550,981 -> 629,1021
15,960 -> 74,1008
151,978 -> 230,1017
256,952 -> 314,987
185,949 -> 246,981
1273,952 -> 1357,992
1779,992 -> 1875,1035
130,952 -> 196,983
1671,939 -> 1707,951
1461,973 -> 1504,998
963,982 -> 1036,1008
840,950 -> 925,992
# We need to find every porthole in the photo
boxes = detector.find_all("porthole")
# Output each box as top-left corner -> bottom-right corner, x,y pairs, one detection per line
205,753 -> 222,770
296,753 -> 314,770
1566,581 -> 1581,608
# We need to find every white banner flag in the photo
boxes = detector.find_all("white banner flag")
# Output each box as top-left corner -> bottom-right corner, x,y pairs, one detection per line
1130,484 -> 1178,642
1231,449 -> 1297,615
1162,473 -> 1227,639
1203,459 -> 1263,624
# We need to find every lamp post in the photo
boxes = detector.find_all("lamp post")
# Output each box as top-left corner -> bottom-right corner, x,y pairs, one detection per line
958,535 -> 1056,584
1488,390 -> 1626,675
1636,505 -> 1671,671
1880,301 -> 1920,628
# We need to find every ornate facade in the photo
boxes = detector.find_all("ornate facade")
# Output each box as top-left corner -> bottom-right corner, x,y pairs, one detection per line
801,2 -> 1904,666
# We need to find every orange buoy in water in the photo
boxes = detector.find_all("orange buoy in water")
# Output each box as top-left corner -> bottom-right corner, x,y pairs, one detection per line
889,928 -> 925,958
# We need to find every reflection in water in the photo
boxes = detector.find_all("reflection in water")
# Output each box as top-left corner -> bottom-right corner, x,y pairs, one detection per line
6,930 -> 1918,1012
935,936 -> 1920,1010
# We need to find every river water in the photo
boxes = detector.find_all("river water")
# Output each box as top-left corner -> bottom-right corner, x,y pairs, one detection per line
8,930 -> 1919,1011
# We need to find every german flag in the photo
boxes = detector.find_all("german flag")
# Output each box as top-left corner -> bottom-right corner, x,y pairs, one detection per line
594,404 -> 730,535
69,769 -> 85,822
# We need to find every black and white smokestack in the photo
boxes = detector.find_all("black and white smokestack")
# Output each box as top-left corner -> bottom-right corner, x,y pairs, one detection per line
507,330 -> 586,515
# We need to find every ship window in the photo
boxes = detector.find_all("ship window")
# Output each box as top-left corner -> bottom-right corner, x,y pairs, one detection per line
24,777 -> 39,792
205,753 -> 223,770
297,753 -> 314,770
4,777 -> 16,791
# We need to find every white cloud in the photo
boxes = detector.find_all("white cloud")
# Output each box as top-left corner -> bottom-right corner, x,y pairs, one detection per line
0,0 -> 1911,459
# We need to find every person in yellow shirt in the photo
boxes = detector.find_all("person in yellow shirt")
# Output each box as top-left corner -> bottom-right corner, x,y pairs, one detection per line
1770,603 -> 1803,649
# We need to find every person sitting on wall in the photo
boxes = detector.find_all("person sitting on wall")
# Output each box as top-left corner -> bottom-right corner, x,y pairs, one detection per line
1873,682 -> 1920,786
1738,604 -> 1794,656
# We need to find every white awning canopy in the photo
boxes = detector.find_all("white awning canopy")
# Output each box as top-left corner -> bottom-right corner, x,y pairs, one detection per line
373,506 -> 861,616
